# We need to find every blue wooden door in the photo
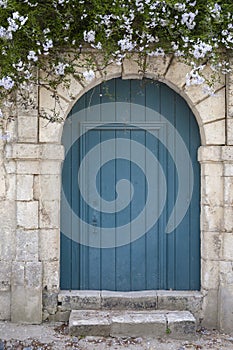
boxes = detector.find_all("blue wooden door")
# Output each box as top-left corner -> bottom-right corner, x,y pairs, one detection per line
61,78 -> 200,291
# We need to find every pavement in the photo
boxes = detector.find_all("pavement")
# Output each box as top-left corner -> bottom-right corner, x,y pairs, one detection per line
0,321 -> 233,349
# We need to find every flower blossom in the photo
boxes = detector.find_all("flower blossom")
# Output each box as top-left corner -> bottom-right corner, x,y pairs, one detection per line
84,30 -> 95,43
27,50 -> 38,62
83,69 -> 95,82
0,76 -> 15,90
54,62 -> 68,76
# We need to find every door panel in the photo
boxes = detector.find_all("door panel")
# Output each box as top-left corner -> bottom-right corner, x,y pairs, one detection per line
60,78 -> 201,291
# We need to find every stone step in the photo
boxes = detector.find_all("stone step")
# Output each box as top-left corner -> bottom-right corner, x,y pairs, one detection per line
69,310 -> 196,339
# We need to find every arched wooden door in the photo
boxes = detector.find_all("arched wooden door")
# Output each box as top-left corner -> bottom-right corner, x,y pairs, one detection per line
60,78 -> 200,291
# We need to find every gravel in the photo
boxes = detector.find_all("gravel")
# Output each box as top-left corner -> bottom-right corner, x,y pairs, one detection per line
0,321 -> 233,349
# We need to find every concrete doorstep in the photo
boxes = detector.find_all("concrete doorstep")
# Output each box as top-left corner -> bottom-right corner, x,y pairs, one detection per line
69,310 -> 196,340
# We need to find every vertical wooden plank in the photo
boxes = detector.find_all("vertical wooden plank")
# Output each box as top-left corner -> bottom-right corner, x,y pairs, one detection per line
115,79 -> 131,123
101,80 -> 116,122
130,129 -> 146,290
131,80 -> 146,122
145,80 -> 160,121
100,128 -> 116,290
85,84 -> 101,122
115,128 -> 131,291
189,109 -> 201,290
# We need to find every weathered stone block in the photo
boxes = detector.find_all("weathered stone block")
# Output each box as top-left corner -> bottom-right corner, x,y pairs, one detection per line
224,177 -> 233,205
5,174 -> 16,200
195,88 -> 225,124
25,262 -> 42,288
122,56 -> 144,79
111,312 -> 167,337
201,205 -> 223,232
201,231 -> 222,260
0,201 -> 16,260
17,160 -> 40,175
39,175 -> 60,201
10,144 -> 40,160
144,55 -> 172,80
11,262 -> 25,286
16,175 -> 33,200
0,261 -> 11,291
227,118 -> 233,145
201,289 -> 219,329
224,163 -> 233,176
39,229 -> 59,261
11,285 -> 42,324
222,232 -> 233,260
201,175 -> 223,206
40,160 -> 61,175
198,146 -> 222,162
39,200 -> 59,228
58,291 -> 101,311
17,201 -> 39,229
165,59 -> 191,89
201,259 -> 219,290
0,291 -> 10,320
202,119 -> 225,145
5,160 -> 16,174
219,285 -> 233,335
41,144 -> 64,161
166,311 -> 196,339
219,261 -> 233,285
57,74 -> 84,102
201,163 -> 223,177
101,291 -> 157,310
17,116 -> 38,143
224,206 -> 233,232
43,291 -> 58,314
221,146 -> 233,161
15,229 -> 39,261
39,117 -> 64,143
42,261 -> 59,290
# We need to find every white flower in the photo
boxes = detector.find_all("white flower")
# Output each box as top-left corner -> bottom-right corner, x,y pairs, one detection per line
27,50 -> 38,62
43,39 -> 53,52
0,0 -> 7,8
0,76 -> 14,90
174,3 -> 186,12
118,36 -> 136,51
0,109 -> 3,118
54,62 -> 68,75
83,30 -> 95,43
83,69 -> 95,82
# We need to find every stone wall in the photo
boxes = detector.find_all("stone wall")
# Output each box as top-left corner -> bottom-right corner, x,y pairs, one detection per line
0,55 -> 232,333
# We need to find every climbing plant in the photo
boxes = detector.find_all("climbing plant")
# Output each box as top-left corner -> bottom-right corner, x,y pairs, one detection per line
0,0 -> 233,123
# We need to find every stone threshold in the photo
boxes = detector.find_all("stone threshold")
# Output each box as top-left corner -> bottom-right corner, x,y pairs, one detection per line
57,290 -> 202,321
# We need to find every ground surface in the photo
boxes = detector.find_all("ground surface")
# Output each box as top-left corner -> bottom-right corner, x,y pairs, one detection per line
0,322 -> 233,349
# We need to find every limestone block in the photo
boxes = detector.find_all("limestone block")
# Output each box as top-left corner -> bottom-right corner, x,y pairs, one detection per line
219,261 -> 233,284
39,175 -> 60,201
166,311 -> 196,339
198,146 -> 222,162
224,177 -> 233,205
224,163 -> 233,176
201,175 -> 223,206
11,262 -> 25,286
15,229 -> 39,261
17,160 -> 40,175
16,175 -> 33,201
201,289 -> 218,329
58,291 -> 101,311
165,59 -> 191,89
42,291 -> 58,315
144,55 -> 172,79
39,200 -> 60,229
25,261 -> 42,288
39,229 -> 59,261
202,119 -> 225,145
201,259 -> 219,290
17,84 -> 38,116
0,163 -> 5,199
39,86 -> 69,123
0,200 -> 16,260
227,118 -> 233,145
201,163 -> 223,177
5,161 -> 16,174
41,144 -> 64,161
33,175 -> 39,200
11,285 -> 42,324
195,88 -> 225,124
222,233 -> 233,260
122,56 -> 144,80
0,291 -> 10,320
56,75 -> 84,102
222,146 -> 233,161
40,160 -> 61,175
39,117 -> 64,143
10,144 -> 40,160
0,261 -> 11,291
5,174 -> 16,200
17,116 -> 38,143
201,231 -> 222,260
224,206 -> 233,232
201,205 -> 223,232
101,290 -> 157,310
219,285 -> 233,335
42,261 -> 59,290
97,55 -> 122,80
17,201 -> 39,229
